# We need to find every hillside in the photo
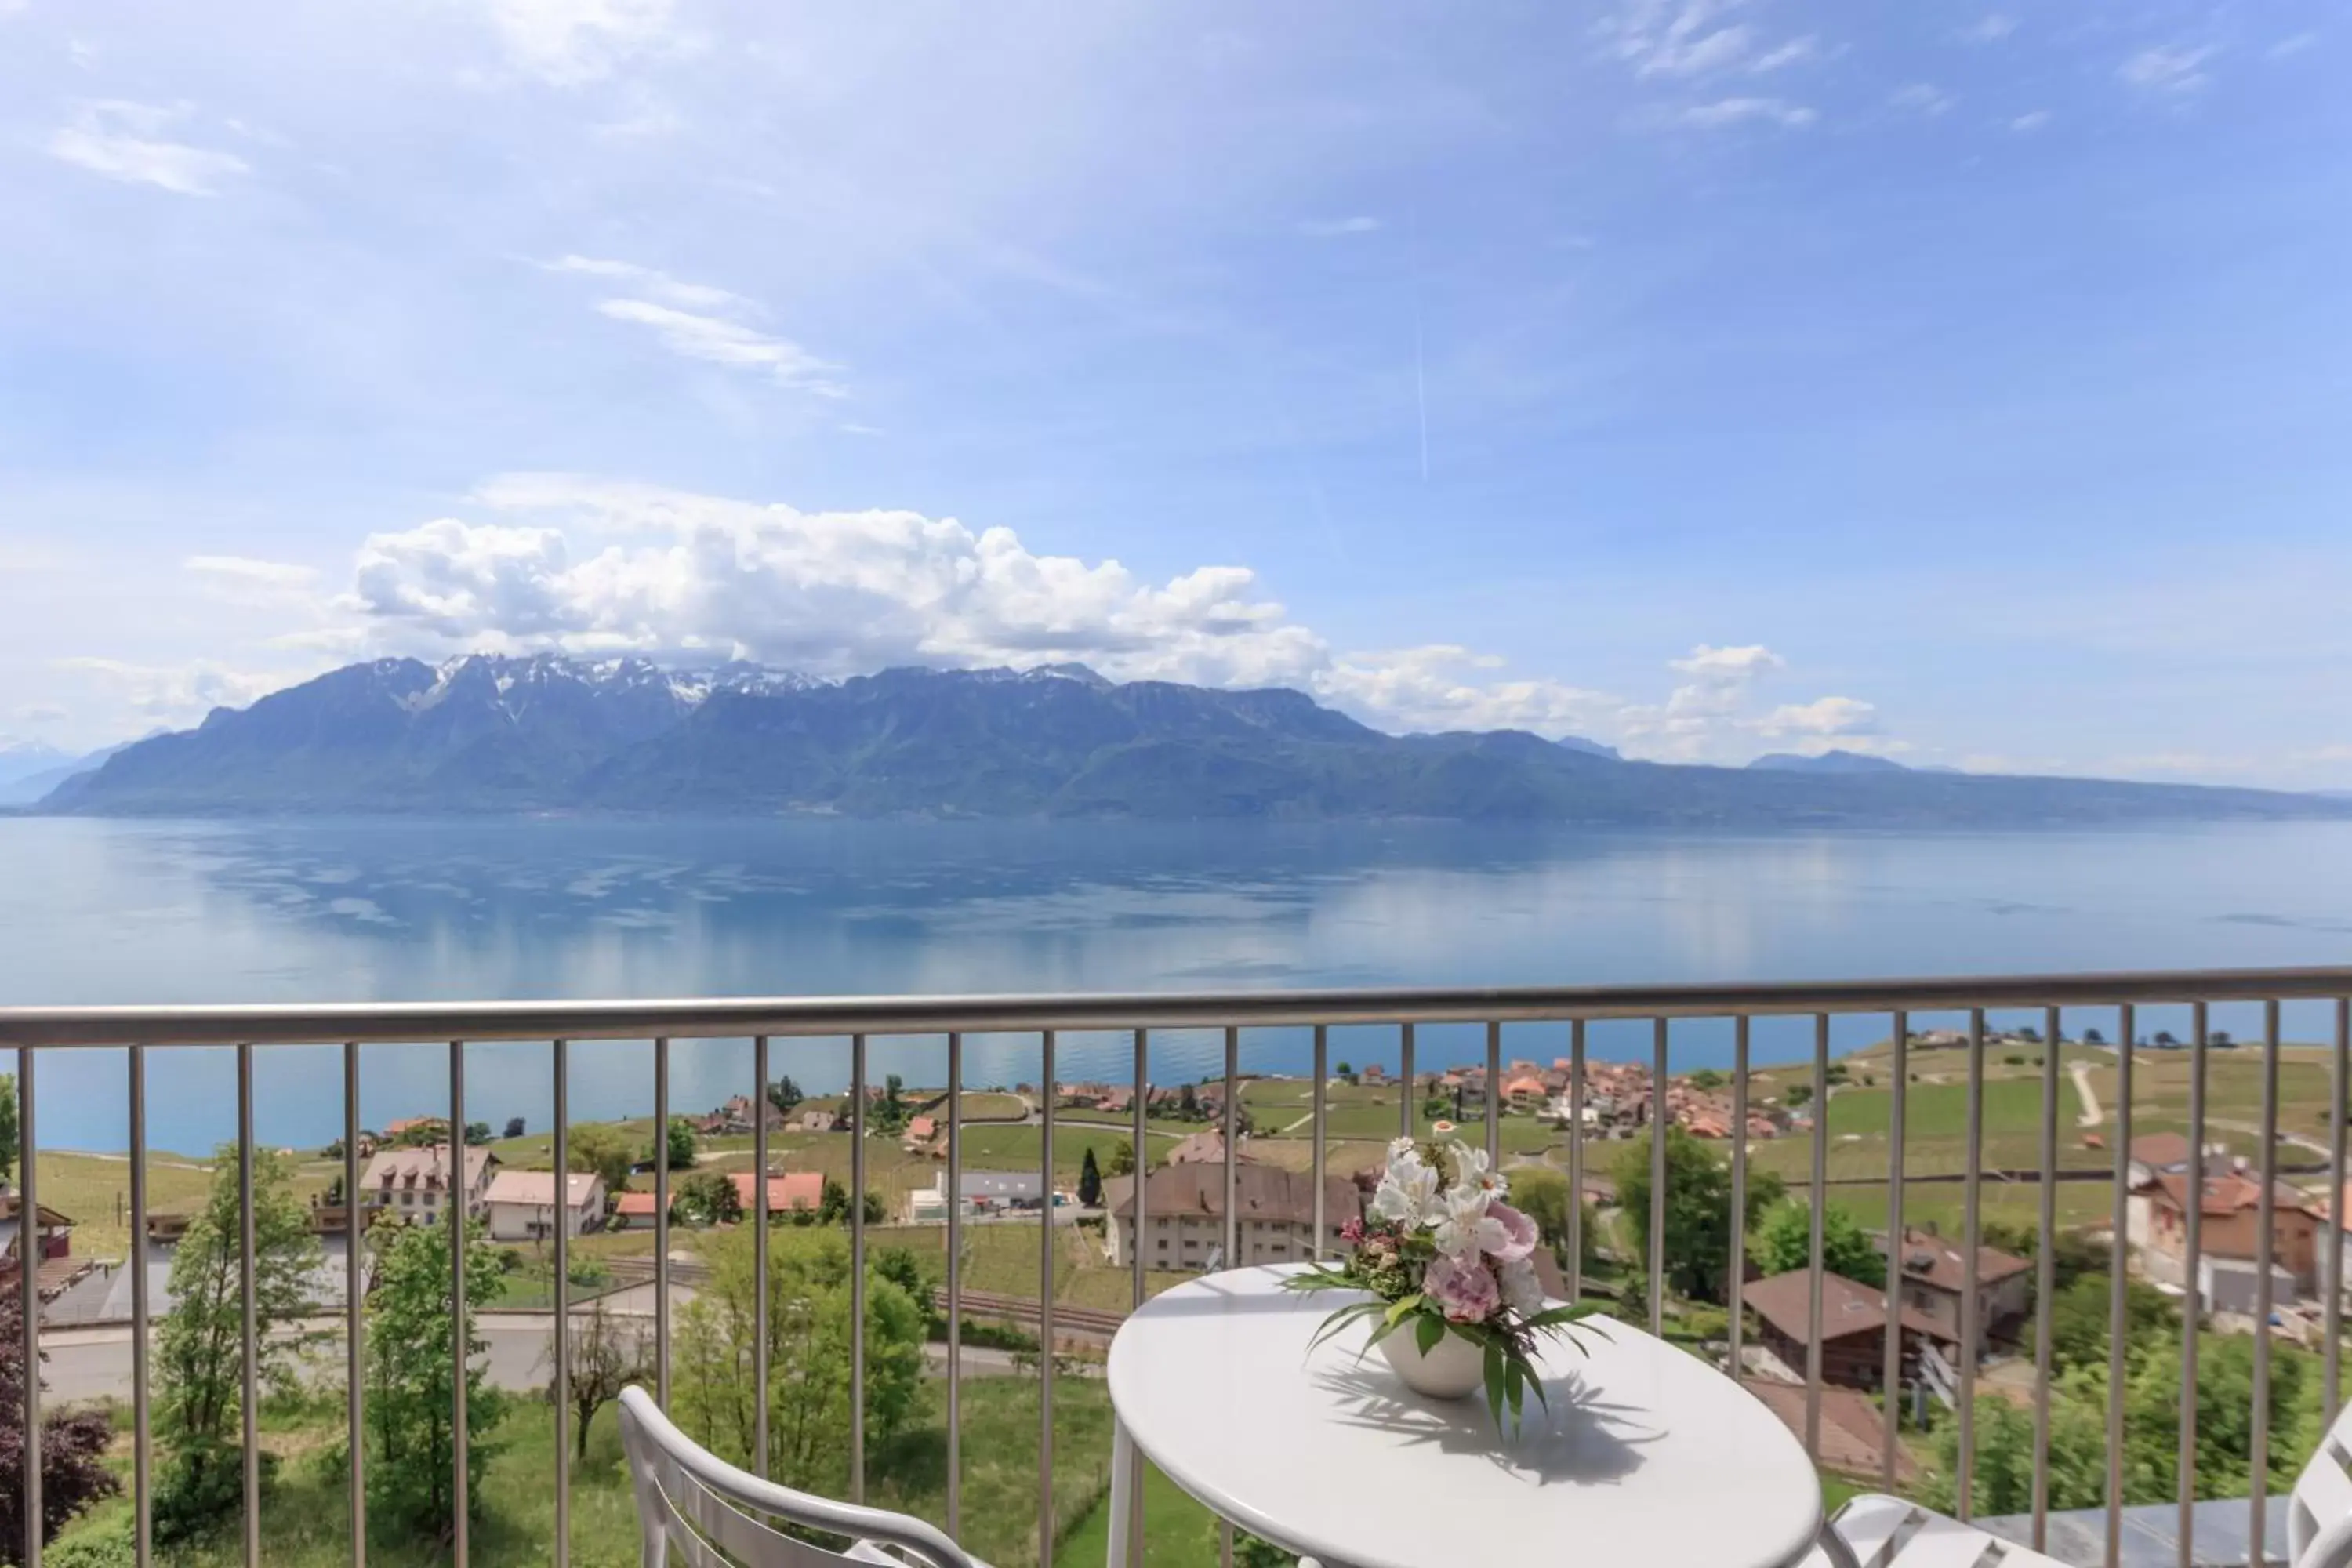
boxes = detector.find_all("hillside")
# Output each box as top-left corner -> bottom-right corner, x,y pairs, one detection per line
41,653 -> 2352,825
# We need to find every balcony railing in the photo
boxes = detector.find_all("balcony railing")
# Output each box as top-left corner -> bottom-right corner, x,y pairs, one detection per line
4,966 -> 2350,1568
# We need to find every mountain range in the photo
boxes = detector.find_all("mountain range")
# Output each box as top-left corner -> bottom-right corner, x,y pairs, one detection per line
36,653 -> 2352,825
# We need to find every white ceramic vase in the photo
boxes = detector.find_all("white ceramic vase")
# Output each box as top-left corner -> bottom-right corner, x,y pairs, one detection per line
1377,1323 -> 1486,1400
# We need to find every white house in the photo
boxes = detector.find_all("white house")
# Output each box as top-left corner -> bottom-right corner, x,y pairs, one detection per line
1105,1165 -> 1359,1273
360,1144 -> 498,1226
483,1169 -> 605,1242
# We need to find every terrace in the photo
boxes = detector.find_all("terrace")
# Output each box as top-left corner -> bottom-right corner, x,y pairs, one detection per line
4,967 -> 2351,1567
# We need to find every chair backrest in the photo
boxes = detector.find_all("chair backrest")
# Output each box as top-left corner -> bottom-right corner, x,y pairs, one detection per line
1820,1494 -> 2063,1568
2290,1400 -> 2352,1568
617,1387 -> 976,1568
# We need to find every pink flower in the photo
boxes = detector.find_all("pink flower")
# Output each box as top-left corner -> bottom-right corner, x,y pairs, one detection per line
1422,1250 -> 1501,1323
1483,1202 -> 1538,1263
1338,1217 -> 1365,1244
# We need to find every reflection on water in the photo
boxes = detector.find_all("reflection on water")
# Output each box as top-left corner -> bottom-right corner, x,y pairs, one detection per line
3,815 -> 2350,1151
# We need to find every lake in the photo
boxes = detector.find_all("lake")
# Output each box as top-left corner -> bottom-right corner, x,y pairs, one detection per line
3,815 -> 2350,1153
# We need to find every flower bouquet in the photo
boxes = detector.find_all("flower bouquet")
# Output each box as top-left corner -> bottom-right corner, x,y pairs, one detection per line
1283,1138 -> 1601,1432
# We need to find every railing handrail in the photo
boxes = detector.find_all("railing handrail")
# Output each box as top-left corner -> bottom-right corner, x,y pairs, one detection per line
2,964 -> 2349,1047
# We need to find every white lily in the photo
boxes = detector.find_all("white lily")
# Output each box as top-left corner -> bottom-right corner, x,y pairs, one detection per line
1371,1157 -> 1445,1229
1388,1134 -> 1419,1162
1446,1139 -> 1508,1200
1432,1185 -> 1507,1258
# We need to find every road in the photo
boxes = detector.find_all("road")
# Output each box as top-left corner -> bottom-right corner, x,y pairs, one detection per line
2071,1062 -> 2103,1128
38,1301 -> 1041,1406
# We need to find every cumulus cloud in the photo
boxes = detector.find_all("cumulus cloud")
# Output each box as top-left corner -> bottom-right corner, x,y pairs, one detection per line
483,0 -> 680,85
46,101 -> 251,195
2120,44 -> 2218,95
1317,646 -> 1617,736
1755,695 -> 1880,739
1665,96 -> 1816,129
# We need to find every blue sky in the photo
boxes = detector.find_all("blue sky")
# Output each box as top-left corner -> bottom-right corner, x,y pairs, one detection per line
2,0 -> 2346,785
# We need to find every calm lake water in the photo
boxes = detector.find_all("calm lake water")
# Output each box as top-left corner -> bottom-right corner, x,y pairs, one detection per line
3,815 -> 2349,1153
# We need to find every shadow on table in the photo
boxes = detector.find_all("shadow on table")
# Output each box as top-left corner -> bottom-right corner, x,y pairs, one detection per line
1306,1361 -> 1659,1487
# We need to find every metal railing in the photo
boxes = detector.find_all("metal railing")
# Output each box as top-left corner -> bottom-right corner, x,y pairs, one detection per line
2,964 -> 2350,1568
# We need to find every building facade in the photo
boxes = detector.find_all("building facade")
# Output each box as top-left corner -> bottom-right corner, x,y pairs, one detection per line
1105,1166 -> 1359,1272
360,1144 -> 498,1225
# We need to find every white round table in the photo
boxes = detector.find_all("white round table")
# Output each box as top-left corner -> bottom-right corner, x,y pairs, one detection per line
1104,1265 -> 1824,1568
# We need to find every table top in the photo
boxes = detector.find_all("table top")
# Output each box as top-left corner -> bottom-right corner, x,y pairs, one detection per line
1106,1265 -> 1824,1568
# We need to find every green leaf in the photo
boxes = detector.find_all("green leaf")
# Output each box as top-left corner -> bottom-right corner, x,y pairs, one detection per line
1414,1312 -> 1445,1355
1483,1339 -> 1507,1432
1383,1293 -> 1424,1327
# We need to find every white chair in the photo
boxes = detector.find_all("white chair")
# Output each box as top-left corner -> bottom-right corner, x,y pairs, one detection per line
1806,1494 -> 2069,1568
2288,1399 -> 2352,1568
618,1386 -> 981,1568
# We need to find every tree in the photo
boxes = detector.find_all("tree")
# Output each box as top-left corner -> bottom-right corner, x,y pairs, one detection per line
1421,1094 -> 1450,1121
567,1123 -> 634,1195
650,1116 -> 697,1173
153,1145 -> 322,1542
874,1247 -> 935,1330
1107,1141 -> 1136,1178
463,1121 -> 492,1145
1613,1128 -> 1784,1303
2154,1029 -> 2180,1047
0,1277 -> 119,1564
673,1170 -> 742,1226
861,1189 -> 887,1225
1782,1083 -> 1812,1108
0,1073 -> 16,1187
387,1119 -> 448,1149
2016,1025 -> 2042,1044
2049,1271 -> 2177,1374
2210,1029 -> 2234,1048
542,1294 -> 648,1462
1751,1200 -> 1885,1287
818,1177 -> 851,1225
766,1075 -> 804,1118
871,1075 -> 908,1134
2083,1028 -> 2106,1045
503,1116 -> 526,1141
1334,1061 -> 1353,1081
366,1214 -> 509,1534
1077,1146 -> 1103,1208
1686,1068 -> 1725,1091
671,1228 -> 927,1492
1924,1388 -> 2109,1518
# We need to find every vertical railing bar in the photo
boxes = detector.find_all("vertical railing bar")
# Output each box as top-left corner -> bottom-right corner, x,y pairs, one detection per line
1568,1019 -> 1586,1303
1221,1024 -> 1238,1568
2330,996 -> 2350,1425
2177,1001 -> 2202,1568
1882,1010 -> 1907,1494
2104,1011 -> 2132,1568
1126,1028 -> 1145,1568
946,1030 -> 963,1540
552,1037 -> 570,1568
1399,1022 -> 1415,1142
1650,1018 -> 1667,1338
1729,1015 -> 1749,1377
1957,1007 -> 1984,1523
850,1033 -> 867,1504
343,1041 -> 364,1568
1805,1013 -> 1828,1465
449,1040 -> 468,1568
17,1048 -> 38,1568
2250,998 -> 2281,1568
130,1045 -> 154,1568
753,1033 -> 771,1482
238,1041 -> 260,1568
654,1036 -> 670,1410
1312,1025 -> 1328,1260
1485,1019 -> 1501,1168
2031,1004 -> 2060,1550
1039,1029 -> 1056,1568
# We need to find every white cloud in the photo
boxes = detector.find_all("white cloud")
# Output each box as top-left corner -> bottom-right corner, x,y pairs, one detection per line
1889,84 -> 1958,117
541,258 -> 845,397
1958,15 -> 2016,44
2267,33 -> 2318,61
482,0 -> 680,85
593,301 -> 846,395
1298,216 -> 1381,238
2009,111 -> 2053,133
187,555 -> 317,588
1317,646 -> 1617,736
46,101 -> 251,196
1755,695 -> 1880,738
1667,644 -> 1784,683
54,658 -> 287,722
1666,96 -> 1816,130
13,705 -> 67,725
1748,37 -> 1816,72
2120,44 -> 2219,95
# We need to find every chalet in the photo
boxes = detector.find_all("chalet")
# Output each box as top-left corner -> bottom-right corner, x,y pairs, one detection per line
1876,1227 -> 2033,1341
796,1108 -> 846,1134
1743,1269 -> 1944,1390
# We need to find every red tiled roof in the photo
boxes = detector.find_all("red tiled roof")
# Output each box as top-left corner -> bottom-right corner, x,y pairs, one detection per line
731,1171 -> 824,1212
1742,1269 -> 1944,1344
